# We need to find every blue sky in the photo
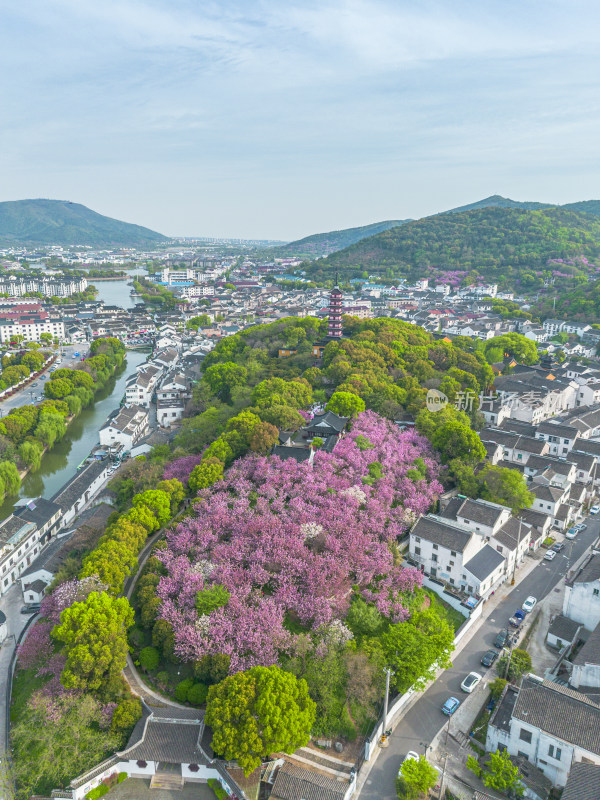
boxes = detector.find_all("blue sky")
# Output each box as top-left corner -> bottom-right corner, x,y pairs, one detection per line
1,0 -> 599,240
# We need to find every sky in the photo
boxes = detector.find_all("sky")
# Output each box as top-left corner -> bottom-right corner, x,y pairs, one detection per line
1,0 -> 599,241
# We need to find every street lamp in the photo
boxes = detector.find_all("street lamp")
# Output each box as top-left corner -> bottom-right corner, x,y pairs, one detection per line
380,667 -> 393,745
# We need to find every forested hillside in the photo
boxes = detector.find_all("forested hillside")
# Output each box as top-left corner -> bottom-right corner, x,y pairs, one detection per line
0,199 -> 167,246
272,219 -> 410,257
311,207 -> 600,288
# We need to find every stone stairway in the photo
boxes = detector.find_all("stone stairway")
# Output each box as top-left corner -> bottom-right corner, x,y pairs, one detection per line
150,773 -> 184,791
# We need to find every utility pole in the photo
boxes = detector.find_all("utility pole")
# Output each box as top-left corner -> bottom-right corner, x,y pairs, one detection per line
511,519 -> 528,586
438,751 -> 448,800
380,668 -> 392,746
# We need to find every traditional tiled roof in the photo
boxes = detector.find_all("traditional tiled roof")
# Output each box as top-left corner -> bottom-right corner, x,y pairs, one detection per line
574,622 -> 600,667
411,516 -> 472,553
562,763 -> 600,800
548,615 -> 581,643
464,544 -> 505,581
455,498 -> 507,528
513,676 -> 600,755
271,763 -> 347,800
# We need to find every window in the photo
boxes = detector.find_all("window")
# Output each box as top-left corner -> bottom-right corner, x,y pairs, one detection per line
497,546 -> 503,553
449,578 -> 455,585
451,550 -> 457,557
519,729 -> 532,744
433,544 -> 438,550
449,560 -> 454,566
594,589 -> 599,597
548,745 -> 562,760
432,554 -> 438,563
414,536 -> 421,543
415,547 -> 421,556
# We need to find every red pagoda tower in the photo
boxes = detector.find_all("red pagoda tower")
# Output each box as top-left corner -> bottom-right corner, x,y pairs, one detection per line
327,281 -> 343,339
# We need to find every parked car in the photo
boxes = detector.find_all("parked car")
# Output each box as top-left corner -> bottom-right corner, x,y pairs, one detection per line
576,523 -> 587,531
20,603 -> 41,614
461,672 -> 482,693
442,697 -> 460,716
591,505 -> 600,515
31,382 -> 38,387
552,542 -> 565,552
509,610 -> 526,628
544,550 -> 557,561
40,375 -> 47,380
481,649 -> 498,668
522,596 -> 537,613
37,395 -> 43,402
399,752 -> 420,775
566,527 -> 578,539
494,628 -> 509,648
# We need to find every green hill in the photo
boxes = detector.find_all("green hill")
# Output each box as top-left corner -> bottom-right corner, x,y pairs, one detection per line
273,219 -> 411,257
445,194 -> 551,214
0,199 -> 168,247
311,207 -> 600,288
561,200 -> 600,216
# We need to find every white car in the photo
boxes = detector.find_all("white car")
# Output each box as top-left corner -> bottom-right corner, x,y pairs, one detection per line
460,671 -> 482,693
399,751 -> 420,774
544,550 -> 557,561
522,596 -> 537,613
591,505 -> 600,515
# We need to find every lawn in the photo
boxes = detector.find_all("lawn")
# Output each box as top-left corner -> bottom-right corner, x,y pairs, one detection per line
425,591 -> 466,633
10,666 -> 50,724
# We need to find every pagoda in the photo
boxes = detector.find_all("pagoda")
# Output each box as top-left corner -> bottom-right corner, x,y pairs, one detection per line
327,281 -> 343,339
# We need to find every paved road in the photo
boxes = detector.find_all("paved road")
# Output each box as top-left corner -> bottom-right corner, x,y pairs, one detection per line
0,344 -> 84,413
359,517 -> 600,800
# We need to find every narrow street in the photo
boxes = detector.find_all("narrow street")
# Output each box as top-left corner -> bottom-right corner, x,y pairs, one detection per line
358,519 -> 600,800
0,344 -> 81,414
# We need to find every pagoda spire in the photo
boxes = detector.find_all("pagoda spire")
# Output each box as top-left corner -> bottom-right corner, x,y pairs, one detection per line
327,280 -> 343,339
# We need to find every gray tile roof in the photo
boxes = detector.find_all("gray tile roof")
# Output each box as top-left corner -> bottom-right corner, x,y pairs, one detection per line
518,508 -> 551,531
456,498 -> 507,527
513,676 -> 600,755
537,421 -> 580,439
123,718 -> 208,764
574,622 -> 600,667
271,763 -> 346,800
531,484 -> 564,502
51,460 -> 107,511
572,553 -> 600,586
464,544 -> 505,581
411,516 -> 472,553
548,615 -> 581,643
562,763 -> 600,800
494,518 -> 531,551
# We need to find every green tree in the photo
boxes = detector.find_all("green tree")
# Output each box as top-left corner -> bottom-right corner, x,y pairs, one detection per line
206,665 -> 316,775
189,458 -> 224,492
203,362 -> 248,402
467,749 -> 524,796
139,645 -> 160,672
497,648 -> 532,682
196,584 -> 230,616
431,420 -> 486,465
400,755 -> 439,795
111,698 -> 143,732
52,592 -> 134,694
258,404 -> 306,431
326,391 -> 366,417
381,608 -> 455,692
249,421 -> 279,454
0,461 -> 21,495
478,465 -> 534,513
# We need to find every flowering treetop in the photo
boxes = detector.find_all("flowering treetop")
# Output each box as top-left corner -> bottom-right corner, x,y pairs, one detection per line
157,411 -> 442,673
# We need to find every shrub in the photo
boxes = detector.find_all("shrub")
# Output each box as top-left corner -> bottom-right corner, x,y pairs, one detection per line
174,678 -> 194,703
208,778 -> 228,800
155,671 -> 170,688
86,785 -> 109,800
117,773 -> 128,784
111,698 -> 143,732
139,646 -> 160,672
128,626 -> 146,648
187,683 -> 208,706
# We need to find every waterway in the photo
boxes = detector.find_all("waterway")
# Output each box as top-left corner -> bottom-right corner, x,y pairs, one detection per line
0,349 -> 148,519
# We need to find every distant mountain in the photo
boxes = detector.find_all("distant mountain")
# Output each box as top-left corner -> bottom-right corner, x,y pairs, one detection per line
312,207 -> 600,288
0,199 -> 168,247
273,219 -> 411,257
445,194 -> 551,214
561,200 -> 600,216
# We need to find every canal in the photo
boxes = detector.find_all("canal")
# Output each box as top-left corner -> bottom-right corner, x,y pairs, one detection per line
0,349 -> 148,519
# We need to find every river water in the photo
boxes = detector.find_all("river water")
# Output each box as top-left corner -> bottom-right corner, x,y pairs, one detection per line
0,349 -> 148,519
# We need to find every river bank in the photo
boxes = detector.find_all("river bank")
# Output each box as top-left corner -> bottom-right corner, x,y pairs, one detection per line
0,349 -> 148,520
